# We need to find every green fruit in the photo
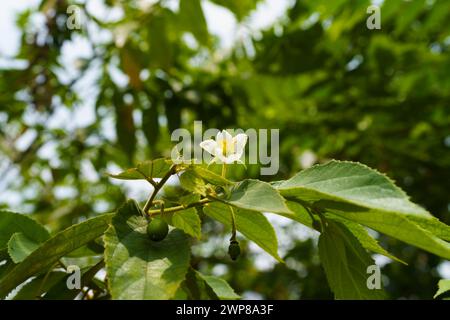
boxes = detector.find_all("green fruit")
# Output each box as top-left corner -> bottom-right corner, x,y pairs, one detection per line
228,240 -> 240,261
147,219 -> 169,242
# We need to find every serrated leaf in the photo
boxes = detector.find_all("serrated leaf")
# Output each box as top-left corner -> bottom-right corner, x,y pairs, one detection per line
278,161 -> 450,259
434,279 -> 450,299
179,169 -> 208,195
197,272 -> 240,300
179,193 -> 201,206
161,208 -> 202,239
108,158 -> 173,180
318,220 -> 386,300
7,233 -> 40,263
327,215 -> 406,265
0,210 -> 50,251
0,214 -> 113,298
104,200 -> 190,300
203,202 -> 282,262
223,179 -> 291,214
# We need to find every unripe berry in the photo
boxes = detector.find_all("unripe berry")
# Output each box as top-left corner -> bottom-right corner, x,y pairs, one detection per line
147,218 -> 169,242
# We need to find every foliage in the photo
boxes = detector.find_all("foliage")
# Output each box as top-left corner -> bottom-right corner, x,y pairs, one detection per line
1,159 -> 450,299
0,0 -> 449,299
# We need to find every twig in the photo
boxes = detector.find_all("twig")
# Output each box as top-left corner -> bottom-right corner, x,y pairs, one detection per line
145,198 -> 211,216
143,165 -> 177,214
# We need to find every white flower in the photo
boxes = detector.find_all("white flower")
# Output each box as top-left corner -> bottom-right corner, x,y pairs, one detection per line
200,130 -> 248,164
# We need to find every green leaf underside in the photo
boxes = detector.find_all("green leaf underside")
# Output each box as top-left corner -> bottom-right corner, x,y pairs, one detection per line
275,200 -> 315,228
203,202 -> 282,262
0,213 -> 113,298
179,169 -> 208,195
43,260 -> 105,300
197,272 -> 240,300
0,210 -> 50,251
192,166 -> 233,187
327,215 -> 406,264
319,220 -> 386,300
278,161 -> 450,259
224,179 -> 292,214
12,271 -> 67,300
104,200 -> 190,300
7,233 -> 41,263
434,279 -> 450,299
273,201 -> 404,264
161,208 -> 202,239
107,158 -> 172,180
176,268 -> 216,300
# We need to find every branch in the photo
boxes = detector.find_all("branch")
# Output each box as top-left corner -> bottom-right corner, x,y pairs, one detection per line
143,164 -> 177,214
146,198 -> 211,216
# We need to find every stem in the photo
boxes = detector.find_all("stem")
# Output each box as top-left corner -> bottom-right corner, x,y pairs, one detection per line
35,261 -> 59,299
143,164 -> 177,214
136,168 -> 157,187
229,206 -> 237,241
146,198 -> 211,216
221,163 -> 227,178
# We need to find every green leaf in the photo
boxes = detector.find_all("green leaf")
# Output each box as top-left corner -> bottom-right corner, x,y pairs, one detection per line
177,268 -> 216,300
192,166 -> 233,187
104,200 -> 190,300
107,158 -> 173,180
197,272 -> 240,300
7,233 -> 41,263
0,210 -> 50,251
318,220 -> 386,300
179,0 -> 209,45
142,105 -> 159,154
161,208 -> 202,239
148,13 -> 173,70
327,215 -> 406,265
179,169 -> 208,195
434,279 -> 450,299
278,161 -> 450,259
0,213 -> 113,298
203,202 -> 282,262
179,193 -> 201,206
274,200 -> 315,229
223,179 -> 291,214
12,271 -> 67,300
114,103 -> 136,164
43,259 -> 105,300
210,0 -> 262,21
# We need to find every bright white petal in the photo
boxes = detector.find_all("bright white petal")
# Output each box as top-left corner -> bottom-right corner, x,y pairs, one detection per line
215,153 -> 228,163
200,139 -> 219,156
223,130 -> 233,142
216,131 -> 225,144
224,153 -> 243,163
233,134 -> 248,155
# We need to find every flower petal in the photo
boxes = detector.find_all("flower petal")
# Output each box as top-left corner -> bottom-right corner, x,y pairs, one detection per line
234,133 -> 248,155
200,139 -> 218,156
